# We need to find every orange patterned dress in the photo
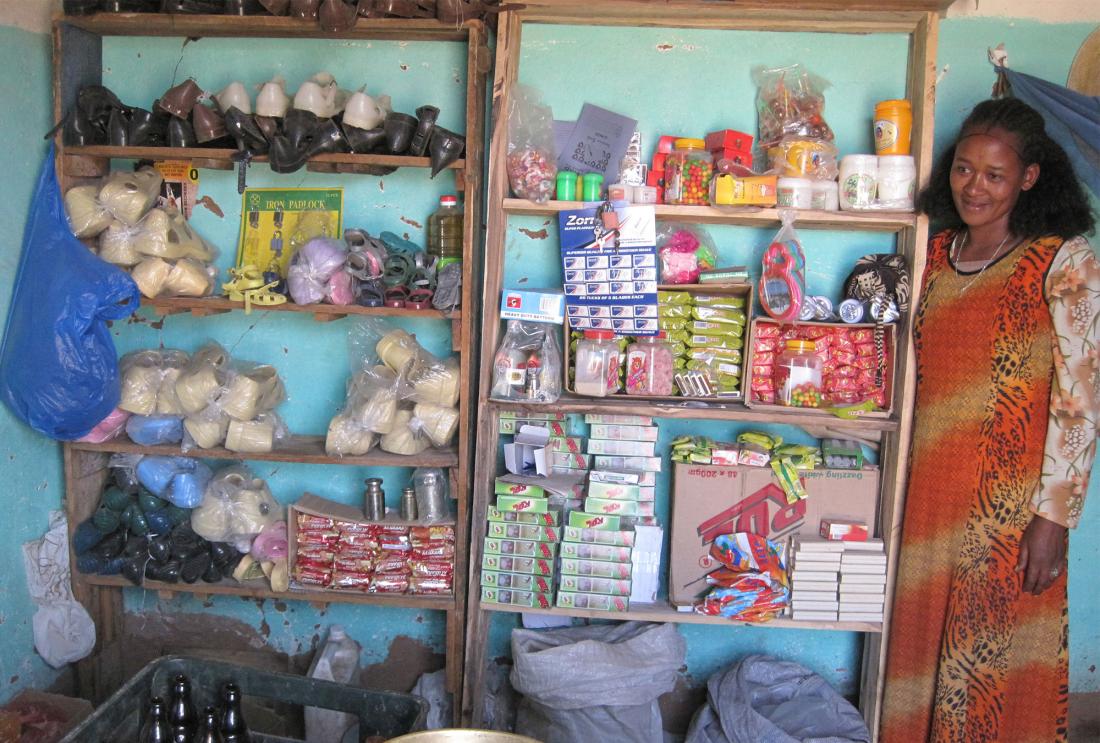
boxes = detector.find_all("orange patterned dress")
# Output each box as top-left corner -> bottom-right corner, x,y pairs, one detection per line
881,230 -> 1099,743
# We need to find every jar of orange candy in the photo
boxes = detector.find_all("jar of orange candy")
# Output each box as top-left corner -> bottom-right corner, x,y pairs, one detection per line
664,138 -> 712,206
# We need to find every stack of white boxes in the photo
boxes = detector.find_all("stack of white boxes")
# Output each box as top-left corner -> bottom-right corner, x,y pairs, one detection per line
788,537 -> 842,621
838,539 -> 886,622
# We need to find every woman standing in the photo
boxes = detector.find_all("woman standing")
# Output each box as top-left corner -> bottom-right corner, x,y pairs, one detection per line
881,98 -> 1097,742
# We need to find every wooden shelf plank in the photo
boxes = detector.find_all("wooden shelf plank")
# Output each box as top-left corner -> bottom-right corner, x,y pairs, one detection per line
79,573 -> 456,610
503,198 -> 916,233
142,296 -> 458,321
488,397 -> 898,432
482,600 -> 882,633
57,13 -> 473,42
68,435 -> 459,467
63,145 -> 463,172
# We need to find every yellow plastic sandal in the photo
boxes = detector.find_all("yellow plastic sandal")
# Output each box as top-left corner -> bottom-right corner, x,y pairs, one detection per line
222,265 -> 266,301
242,281 -> 287,314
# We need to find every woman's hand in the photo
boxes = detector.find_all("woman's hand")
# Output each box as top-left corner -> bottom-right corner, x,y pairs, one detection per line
1016,515 -> 1068,595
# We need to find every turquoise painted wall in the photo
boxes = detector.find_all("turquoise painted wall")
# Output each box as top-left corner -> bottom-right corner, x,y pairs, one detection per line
0,12 -> 1097,708
0,25 -> 67,704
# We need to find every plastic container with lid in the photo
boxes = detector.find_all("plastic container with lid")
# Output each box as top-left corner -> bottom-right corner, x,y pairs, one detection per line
811,180 -> 839,211
625,333 -> 674,396
839,155 -> 878,211
427,195 -> 463,268
776,177 -> 814,209
663,138 -> 712,206
574,329 -> 620,397
873,99 -> 912,155
775,340 -> 823,407
875,155 -> 916,210
305,625 -> 362,743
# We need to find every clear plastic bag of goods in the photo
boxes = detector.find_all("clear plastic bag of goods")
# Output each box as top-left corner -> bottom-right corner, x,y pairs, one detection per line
511,621 -> 686,743
119,349 -> 190,416
657,223 -> 717,284
491,320 -> 561,403
215,363 -> 286,422
684,655 -> 870,743
412,468 -> 450,524
224,411 -> 288,454
765,136 -> 839,180
64,184 -> 113,238
305,626 -> 361,743
506,85 -> 557,202
325,366 -> 402,456
174,343 -> 231,415
190,465 -> 283,552
409,402 -> 459,447
754,64 -> 835,151
97,166 -> 163,225
380,409 -> 432,456
133,455 -> 213,509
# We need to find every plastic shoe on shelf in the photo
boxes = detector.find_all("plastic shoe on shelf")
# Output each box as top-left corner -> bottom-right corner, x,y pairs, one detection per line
222,265 -> 266,301
242,281 -> 287,314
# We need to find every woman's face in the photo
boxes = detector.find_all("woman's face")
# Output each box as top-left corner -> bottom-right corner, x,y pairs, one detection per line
949,128 -> 1039,233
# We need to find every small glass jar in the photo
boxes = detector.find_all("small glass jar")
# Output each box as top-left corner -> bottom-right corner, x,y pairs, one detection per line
574,329 -> 619,397
664,138 -> 712,206
775,340 -> 823,407
625,333 -> 674,396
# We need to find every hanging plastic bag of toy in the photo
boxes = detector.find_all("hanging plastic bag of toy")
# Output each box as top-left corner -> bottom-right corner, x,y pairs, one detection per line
657,223 -> 718,284
753,64 -> 834,151
490,320 -> 562,403
758,210 -> 807,322
0,146 -> 141,439
506,85 -> 557,203
695,533 -> 790,621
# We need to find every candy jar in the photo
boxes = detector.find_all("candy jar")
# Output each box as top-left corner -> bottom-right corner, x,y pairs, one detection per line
625,333 -> 674,396
775,339 -> 823,407
574,330 -> 619,397
664,138 -> 712,206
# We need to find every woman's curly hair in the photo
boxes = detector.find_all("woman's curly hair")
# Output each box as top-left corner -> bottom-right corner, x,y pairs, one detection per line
917,97 -> 1095,238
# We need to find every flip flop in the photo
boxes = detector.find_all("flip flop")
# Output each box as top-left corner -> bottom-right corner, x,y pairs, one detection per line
384,285 -> 409,308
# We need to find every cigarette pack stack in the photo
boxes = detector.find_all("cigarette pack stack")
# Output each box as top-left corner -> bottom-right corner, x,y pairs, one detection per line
838,539 -> 886,622
482,479 -> 558,606
788,536 -> 843,621
581,416 -> 661,527
556,513 -> 634,612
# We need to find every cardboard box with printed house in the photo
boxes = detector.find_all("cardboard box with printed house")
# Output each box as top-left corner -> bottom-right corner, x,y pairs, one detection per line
669,462 -> 879,606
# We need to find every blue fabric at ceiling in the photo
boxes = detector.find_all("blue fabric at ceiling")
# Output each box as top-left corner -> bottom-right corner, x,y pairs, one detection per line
997,66 -> 1100,200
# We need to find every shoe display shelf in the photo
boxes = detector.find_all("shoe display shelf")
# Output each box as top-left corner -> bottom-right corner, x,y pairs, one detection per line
461,1 -> 945,737
53,10 -> 488,713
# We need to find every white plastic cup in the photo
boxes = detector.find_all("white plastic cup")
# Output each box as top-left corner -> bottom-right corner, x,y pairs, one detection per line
839,154 -> 879,211
777,177 -> 814,209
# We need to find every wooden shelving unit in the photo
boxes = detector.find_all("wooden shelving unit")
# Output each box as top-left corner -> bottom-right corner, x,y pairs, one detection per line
53,10 -> 488,714
462,2 -> 944,738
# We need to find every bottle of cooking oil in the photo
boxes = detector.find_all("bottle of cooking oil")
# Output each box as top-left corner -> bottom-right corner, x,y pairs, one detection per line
428,195 -> 463,268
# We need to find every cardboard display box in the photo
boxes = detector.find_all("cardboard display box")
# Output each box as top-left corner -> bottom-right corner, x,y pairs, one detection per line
669,462 -> 879,606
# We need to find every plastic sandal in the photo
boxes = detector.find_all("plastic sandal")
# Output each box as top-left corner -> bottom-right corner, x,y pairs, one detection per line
384,285 -> 409,308
356,277 -> 385,308
222,264 -> 266,301
407,287 -> 434,310
242,281 -> 287,314
383,252 -> 415,287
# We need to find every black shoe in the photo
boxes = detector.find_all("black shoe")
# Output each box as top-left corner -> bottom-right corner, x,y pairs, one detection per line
145,558 -> 182,583
319,0 -> 359,31
306,118 -> 350,156
428,126 -> 465,177
268,135 -> 310,174
258,0 -> 290,13
148,535 -> 172,564
168,117 -> 198,147
128,107 -> 170,147
100,0 -> 160,10
383,111 -> 417,155
283,107 -> 319,152
180,552 -> 212,584
161,0 -> 227,12
225,106 -> 269,155
64,0 -> 101,15
344,124 -> 386,154
409,104 -> 438,157
225,0 -> 266,11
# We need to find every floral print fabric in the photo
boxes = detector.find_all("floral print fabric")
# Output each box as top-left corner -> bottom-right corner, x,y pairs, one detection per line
1033,235 -> 1100,528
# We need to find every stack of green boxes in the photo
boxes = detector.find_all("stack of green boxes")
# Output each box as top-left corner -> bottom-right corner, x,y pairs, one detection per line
481,480 -> 559,610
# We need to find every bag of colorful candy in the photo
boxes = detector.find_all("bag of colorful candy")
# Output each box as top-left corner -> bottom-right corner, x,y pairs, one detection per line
753,64 -> 834,151
696,532 -> 790,621
505,85 -> 557,203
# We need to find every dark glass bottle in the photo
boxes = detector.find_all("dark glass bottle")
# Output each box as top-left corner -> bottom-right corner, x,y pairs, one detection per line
191,706 -> 223,743
219,684 -> 250,743
140,697 -> 171,743
169,674 -> 196,743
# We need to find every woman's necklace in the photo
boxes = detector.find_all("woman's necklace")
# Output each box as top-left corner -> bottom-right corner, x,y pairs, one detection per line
950,230 -> 1012,294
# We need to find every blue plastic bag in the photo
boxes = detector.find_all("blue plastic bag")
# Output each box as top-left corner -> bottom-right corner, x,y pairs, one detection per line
0,146 -> 140,439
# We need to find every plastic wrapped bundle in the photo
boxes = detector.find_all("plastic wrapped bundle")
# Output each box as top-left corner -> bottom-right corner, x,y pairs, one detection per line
287,237 -> 347,305
134,455 -> 213,509
324,366 -> 400,456
98,221 -> 145,266
411,402 -> 459,447
75,407 -> 131,444
325,414 -> 376,457
97,167 -> 163,225
217,364 -> 285,422
375,327 -> 421,373
64,185 -> 113,238
191,465 -> 283,552
183,407 -> 231,450
695,532 -> 790,621
407,355 -> 460,408
174,343 -> 230,415
224,412 -> 287,454
380,409 -> 431,456
125,414 -> 184,446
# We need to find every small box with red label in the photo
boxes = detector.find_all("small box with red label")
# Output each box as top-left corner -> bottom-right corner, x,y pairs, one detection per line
820,518 -> 869,541
704,128 -> 754,153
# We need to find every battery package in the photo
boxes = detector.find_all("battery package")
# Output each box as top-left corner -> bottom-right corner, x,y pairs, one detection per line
560,557 -> 632,579
481,586 -> 553,609
480,570 -> 554,593
563,526 -> 636,547
556,590 -> 630,612
586,439 -> 657,457
483,537 -> 558,559
588,469 -> 656,486
496,495 -> 550,513
567,511 -> 622,530
487,522 -> 562,542
584,414 -> 652,425
486,506 -> 560,526
559,574 -> 632,596
586,480 -> 642,501
593,455 -> 663,472
481,553 -> 554,576
587,424 -> 660,441
560,541 -> 633,562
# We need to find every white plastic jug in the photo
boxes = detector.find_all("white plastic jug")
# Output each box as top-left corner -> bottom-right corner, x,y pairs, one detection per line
305,625 -> 362,743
